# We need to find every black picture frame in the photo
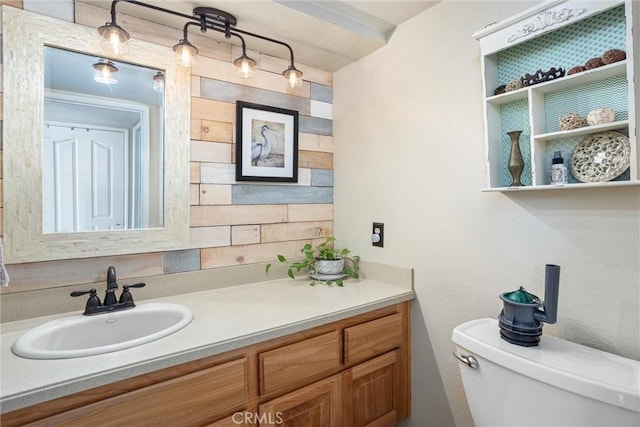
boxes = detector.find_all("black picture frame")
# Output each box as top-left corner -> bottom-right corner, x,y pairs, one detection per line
235,101 -> 299,182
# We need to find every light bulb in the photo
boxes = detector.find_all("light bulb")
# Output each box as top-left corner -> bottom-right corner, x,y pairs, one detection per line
239,60 -> 251,78
180,49 -> 192,67
289,72 -> 298,88
109,32 -> 121,54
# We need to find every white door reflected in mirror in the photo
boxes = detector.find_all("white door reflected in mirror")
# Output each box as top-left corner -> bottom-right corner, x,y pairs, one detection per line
44,125 -> 126,232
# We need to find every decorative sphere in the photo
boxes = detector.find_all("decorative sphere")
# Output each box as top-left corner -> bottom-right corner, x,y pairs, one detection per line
505,79 -> 524,92
584,57 -> 604,70
559,113 -> 586,131
586,107 -> 615,126
568,65 -> 585,75
602,49 -> 626,64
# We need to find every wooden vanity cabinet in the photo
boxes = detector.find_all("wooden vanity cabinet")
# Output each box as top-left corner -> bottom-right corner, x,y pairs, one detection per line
1,302 -> 410,427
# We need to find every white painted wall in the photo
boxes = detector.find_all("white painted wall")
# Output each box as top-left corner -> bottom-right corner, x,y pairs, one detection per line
333,1 -> 640,426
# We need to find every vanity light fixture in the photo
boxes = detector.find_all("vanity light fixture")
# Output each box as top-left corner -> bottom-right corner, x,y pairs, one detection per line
234,52 -> 256,78
172,22 -> 200,68
283,64 -> 304,89
172,39 -> 198,67
97,0 -> 303,88
93,59 -> 118,84
98,21 -> 130,56
233,39 -> 257,79
152,71 -> 164,92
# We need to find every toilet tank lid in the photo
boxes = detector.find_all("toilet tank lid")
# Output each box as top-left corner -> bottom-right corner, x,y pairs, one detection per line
452,318 -> 639,413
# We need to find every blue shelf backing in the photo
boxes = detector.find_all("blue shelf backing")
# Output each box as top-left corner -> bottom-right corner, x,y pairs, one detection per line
496,5 -> 626,86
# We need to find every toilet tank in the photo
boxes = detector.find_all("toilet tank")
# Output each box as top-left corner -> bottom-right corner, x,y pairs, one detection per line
452,318 -> 640,427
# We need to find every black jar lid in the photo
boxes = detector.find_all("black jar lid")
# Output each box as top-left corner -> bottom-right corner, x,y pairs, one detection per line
552,150 -> 564,164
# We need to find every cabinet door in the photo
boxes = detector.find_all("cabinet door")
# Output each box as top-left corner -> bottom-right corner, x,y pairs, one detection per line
258,374 -> 342,427
343,351 -> 399,427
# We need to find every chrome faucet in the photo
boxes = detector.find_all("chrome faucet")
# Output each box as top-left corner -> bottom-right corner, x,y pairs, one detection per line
71,266 -> 146,315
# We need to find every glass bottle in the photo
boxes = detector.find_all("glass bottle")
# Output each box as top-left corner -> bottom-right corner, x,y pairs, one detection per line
550,150 -> 568,184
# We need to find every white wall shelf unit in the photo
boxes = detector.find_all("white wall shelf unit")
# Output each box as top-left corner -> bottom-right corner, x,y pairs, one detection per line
474,0 -> 639,192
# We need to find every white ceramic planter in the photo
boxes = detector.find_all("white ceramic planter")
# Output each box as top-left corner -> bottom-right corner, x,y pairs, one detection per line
314,259 -> 344,275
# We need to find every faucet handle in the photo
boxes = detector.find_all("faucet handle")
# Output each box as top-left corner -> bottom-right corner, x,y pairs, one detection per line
126,282 -> 146,289
70,288 -> 101,311
70,289 -> 95,297
119,282 -> 146,305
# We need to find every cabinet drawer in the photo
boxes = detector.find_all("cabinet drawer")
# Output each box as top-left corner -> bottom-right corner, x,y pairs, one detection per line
259,331 -> 341,395
344,313 -> 402,365
32,358 -> 248,427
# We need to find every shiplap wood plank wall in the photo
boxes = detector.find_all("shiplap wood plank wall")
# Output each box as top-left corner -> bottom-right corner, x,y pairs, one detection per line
0,1 -> 335,292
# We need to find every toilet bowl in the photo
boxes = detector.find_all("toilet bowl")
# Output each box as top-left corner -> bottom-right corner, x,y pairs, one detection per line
452,318 -> 640,427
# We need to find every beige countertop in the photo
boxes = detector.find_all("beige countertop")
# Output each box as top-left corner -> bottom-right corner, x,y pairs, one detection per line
0,276 -> 414,413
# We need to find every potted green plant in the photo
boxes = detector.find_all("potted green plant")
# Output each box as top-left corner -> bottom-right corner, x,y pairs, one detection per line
266,237 -> 360,286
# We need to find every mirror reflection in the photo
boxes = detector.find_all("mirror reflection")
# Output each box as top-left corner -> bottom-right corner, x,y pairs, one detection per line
43,47 -> 164,233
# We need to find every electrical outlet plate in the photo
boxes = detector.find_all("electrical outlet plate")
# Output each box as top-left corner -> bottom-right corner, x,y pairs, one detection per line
372,222 -> 384,247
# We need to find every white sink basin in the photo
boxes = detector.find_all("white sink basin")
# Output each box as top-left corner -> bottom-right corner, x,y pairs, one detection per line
12,303 -> 193,359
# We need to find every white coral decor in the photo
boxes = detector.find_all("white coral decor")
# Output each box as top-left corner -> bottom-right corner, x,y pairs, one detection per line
586,107 -> 615,126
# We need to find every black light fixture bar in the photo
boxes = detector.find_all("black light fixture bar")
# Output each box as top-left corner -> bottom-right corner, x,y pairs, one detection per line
232,27 -> 297,68
101,0 -> 303,86
108,0 -> 195,25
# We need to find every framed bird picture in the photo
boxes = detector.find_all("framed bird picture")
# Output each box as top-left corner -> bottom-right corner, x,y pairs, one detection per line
235,101 -> 299,182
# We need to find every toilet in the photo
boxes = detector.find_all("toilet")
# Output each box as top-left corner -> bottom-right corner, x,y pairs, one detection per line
452,318 -> 640,426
